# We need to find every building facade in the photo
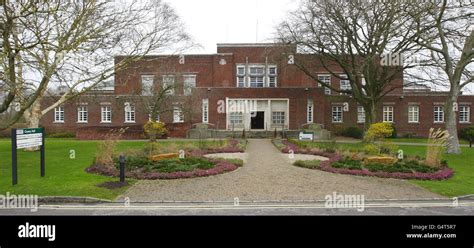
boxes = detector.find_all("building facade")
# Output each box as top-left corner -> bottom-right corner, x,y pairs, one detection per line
39,43 -> 474,139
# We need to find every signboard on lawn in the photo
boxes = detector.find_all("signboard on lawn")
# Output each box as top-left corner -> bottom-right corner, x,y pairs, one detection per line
16,128 -> 43,149
299,131 -> 314,141
11,128 -> 45,185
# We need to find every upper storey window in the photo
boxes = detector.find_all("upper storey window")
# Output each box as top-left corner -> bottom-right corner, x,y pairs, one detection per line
141,75 -> 154,96
236,64 -> 277,88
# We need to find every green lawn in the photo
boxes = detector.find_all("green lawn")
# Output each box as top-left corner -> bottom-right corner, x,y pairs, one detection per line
0,138 -> 241,200
292,140 -> 474,197
0,139 -> 146,200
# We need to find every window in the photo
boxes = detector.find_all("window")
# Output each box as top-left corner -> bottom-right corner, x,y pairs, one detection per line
408,106 -> 419,123
77,106 -> 88,123
202,99 -> 209,123
332,106 -> 343,123
250,76 -> 264,88
272,112 -> 285,125
268,66 -> 277,87
237,64 -> 277,88
339,75 -> 351,95
459,106 -> 470,123
54,106 -> 65,123
318,75 -> 331,95
162,75 -> 175,95
249,66 -> 265,88
434,106 -> 444,123
383,106 -> 394,123
229,112 -> 243,125
236,65 -> 246,88
125,105 -> 135,123
307,99 -> 314,123
357,106 -> 366,123
101,106 -> 112,123
183,75 -> 196,96
141,75 -> 154,96
173,107 -> 184,123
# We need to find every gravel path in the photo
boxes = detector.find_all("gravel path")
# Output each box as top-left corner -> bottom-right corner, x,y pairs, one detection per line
118,139 -> 441,202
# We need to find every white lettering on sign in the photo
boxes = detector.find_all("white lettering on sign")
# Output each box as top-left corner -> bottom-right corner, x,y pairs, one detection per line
15,129 -> 43,149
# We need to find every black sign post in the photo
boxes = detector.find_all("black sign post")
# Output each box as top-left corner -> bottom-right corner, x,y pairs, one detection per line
11,128 -> 18,185
41,129 -> 45,177
119,154 -> 126,183
11,128 -> 45,186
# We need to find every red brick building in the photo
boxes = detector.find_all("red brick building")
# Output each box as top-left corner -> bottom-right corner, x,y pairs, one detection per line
40,43 -> 474,139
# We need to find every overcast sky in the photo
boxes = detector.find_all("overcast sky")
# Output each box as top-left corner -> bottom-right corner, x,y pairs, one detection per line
165,0 -> 296,54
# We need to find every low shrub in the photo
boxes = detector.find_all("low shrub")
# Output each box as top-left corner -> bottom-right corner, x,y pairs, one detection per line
459,126 -> 474,148
219,158 -> 244,167
294,160 -> 321,169
341,126 -> 364,139
363,144 -> 380,155
114,156 -> 215,173
332,159 -> 363,170
46,132 -> 76,138
365,160 -> 437,173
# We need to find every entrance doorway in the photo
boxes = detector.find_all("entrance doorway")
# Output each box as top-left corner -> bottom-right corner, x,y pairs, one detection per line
251,111 -> 265,130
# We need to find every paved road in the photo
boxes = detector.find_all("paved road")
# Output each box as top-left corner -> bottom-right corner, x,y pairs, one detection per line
118,139 -> 441,202
0,200 -> 473,215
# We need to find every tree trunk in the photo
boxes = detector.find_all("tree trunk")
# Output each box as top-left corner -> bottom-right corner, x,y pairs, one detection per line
445,90 -> 461,154
364,102 -> 377,130
23,101 -> 42,151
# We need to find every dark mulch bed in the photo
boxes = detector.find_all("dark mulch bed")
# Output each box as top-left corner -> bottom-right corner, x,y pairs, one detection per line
280,140 -> 454,181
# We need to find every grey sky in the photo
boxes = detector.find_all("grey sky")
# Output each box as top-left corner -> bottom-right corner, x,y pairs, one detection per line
166,0 -> 296,54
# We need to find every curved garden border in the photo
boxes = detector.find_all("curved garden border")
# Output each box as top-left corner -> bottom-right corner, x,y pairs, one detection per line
86,139 -> 246,180
279,140 -> 454,181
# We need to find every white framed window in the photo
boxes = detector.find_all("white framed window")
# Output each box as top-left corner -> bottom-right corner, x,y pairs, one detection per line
183,75 -> 196,96
236,65 -> 246,88
249,66 -> 265,88
101,106 -> 112,123
54,106 -> 65,123
268,66 -> 278,87
77,106 -> 88,123
318,75 -> 331,95
125,105 -> 136,123
434,106 -> 444,123
307,99 -> 314,123
383,106 -> 394,123
339,74 -> 351,95
202,99 -> 209,123
332,106 -> 343,123
272,112 -> 285,125
173,107 -> 184,123
459,106 -> 470,123
229,112 -> 243,124
162,75 -> 175,95
357,106 -> 366,123
408,105 -> 419,123
141,75 -> 154,96
237,64 -> 277,88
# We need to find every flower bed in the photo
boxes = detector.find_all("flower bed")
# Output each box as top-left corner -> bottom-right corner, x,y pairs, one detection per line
87,139 -> 245,180
86,158 -> 238,180
279,139 -> 453,181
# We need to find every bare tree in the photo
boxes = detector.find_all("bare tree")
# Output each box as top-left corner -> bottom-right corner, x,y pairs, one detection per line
118,58 -> 202,142
277,0 -> 424,128
0,0 -> 191,130
408,0 -> 473,154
